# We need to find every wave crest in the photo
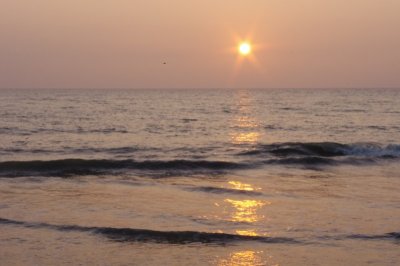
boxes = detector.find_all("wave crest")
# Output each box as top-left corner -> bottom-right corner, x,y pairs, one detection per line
0,159 -> 246,177
239,142 -> 400,158
0,218 -> 295,244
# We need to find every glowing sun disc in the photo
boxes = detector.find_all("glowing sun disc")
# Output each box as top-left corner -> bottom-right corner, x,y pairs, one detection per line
239,42 -> 251,55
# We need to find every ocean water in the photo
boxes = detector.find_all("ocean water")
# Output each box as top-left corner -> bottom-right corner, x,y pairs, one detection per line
0,88 -> 399,265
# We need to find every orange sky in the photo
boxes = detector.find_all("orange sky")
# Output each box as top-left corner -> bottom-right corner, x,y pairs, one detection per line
1,0 -> 399,88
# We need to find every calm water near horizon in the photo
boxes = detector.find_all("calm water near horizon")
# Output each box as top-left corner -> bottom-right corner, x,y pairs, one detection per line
0,88 -> 399,265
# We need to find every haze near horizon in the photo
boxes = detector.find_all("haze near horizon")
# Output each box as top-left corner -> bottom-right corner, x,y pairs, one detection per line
1,0 -> 399,89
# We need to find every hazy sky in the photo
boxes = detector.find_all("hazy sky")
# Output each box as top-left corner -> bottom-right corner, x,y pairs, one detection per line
1,0 -> 399,88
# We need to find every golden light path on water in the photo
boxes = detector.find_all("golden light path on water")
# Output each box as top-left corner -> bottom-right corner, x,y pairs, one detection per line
228,181 -> 260,192
225,181 -> 269,236
230,90 -> 262,144
232,132 -> 261,144
230,180 -> 265,236
207,179 -> 269,238
219,90 -> 274,265
218,250 -> 269,266
217,179 -> 277,266
224,199 -> 269,224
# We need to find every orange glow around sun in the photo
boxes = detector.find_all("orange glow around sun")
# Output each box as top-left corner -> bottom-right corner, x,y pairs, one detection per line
238,42 -> 252,56
228,32 -> 263,84
233,37 -> 259,65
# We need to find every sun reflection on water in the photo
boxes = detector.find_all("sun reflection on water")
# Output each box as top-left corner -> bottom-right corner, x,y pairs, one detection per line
228,181 -> 260,192
224,199 -> 268,223
231,132 -> 261,144
230,90 -> 263,145
235,229 -> 259,237
236,117 -> 259,128
218,250 -> 267,266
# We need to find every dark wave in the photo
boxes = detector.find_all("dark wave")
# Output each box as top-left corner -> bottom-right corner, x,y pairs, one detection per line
186,186 -> 263,196
319,232 -> 400,242
0,127 -> 129,135
348,232 -> 400,240
1,217 -> 398,244
0,146 -> 222,157
235,142 -> 400,168
0,146 -> 156,155
0,159 -> 247,177
264,157 -> 337,165
0,218 -> 296,244
239,142 -> 400,158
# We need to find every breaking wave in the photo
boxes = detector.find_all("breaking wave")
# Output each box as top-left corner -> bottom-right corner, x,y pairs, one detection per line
239,142 -> 400,158
1,142 -> 399,178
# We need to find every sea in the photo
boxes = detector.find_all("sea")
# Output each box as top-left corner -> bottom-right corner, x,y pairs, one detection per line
0,88 -> 399,265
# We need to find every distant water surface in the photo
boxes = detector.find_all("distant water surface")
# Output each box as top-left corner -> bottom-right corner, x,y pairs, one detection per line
0,88 -> 399,265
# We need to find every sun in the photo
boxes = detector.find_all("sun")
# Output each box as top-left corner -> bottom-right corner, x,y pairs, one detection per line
238,42 -> 252,56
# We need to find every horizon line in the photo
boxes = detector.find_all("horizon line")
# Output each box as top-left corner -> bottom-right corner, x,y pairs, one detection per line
1,87 -> 400,90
